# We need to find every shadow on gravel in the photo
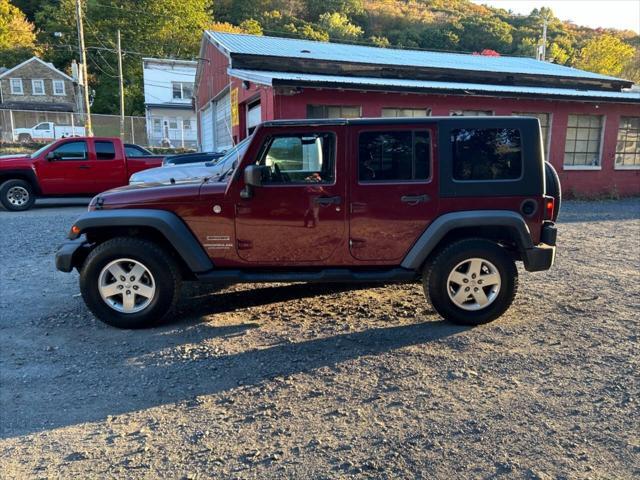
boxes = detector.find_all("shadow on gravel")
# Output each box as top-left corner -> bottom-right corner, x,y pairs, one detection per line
1,284 -> 465,438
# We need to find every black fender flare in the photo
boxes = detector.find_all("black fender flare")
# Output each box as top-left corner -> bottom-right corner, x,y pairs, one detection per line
401,210 -> 534,270
69,209 -> 213,273
0,169 -> 41,195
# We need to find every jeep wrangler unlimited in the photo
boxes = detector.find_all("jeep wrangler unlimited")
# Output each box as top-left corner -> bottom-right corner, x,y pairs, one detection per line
56,117 -> 559,329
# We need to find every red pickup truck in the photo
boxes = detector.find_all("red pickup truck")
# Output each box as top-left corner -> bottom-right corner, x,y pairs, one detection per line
0,137 -> 164,211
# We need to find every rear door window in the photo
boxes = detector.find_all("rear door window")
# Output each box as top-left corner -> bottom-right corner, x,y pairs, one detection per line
358,131 -> 430,182
451,128 -> 522,181
95,141 -> 116,160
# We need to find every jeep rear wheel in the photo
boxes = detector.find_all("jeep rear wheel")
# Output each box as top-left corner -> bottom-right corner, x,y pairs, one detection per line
80,237 -> 181,328
423,239 -> 518,325
0,179 -> 36,211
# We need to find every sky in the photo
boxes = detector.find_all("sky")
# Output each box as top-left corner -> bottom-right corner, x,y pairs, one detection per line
471,0 -> 640,33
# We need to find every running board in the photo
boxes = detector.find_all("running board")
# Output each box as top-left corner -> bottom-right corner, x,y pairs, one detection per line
196,267 -> 418,284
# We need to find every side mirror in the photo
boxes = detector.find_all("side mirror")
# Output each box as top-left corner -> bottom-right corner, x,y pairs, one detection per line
46,151 -> 58,161
244,164 -> 268,187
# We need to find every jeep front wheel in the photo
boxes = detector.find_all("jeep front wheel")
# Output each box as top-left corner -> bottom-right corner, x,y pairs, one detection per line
80,237 -> 181,328
0,179 -> 36,211
423,239 -> 518,325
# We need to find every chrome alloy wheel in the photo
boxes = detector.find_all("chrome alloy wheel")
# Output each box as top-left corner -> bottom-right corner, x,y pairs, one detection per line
7,186 -> 29,207
446,258 -> 501,311
98,258 -> 156,313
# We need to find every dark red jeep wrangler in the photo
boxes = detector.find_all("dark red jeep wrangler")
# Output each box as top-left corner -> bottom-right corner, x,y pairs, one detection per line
56,117 -> 559,329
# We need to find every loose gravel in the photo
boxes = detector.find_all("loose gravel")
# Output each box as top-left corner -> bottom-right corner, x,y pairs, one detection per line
0,198 -> 639,479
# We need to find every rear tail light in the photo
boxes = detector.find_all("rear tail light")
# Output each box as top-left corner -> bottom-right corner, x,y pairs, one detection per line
543,196 -> 555,221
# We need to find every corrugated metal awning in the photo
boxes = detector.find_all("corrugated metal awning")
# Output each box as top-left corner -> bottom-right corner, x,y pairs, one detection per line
228,68 -> 640,104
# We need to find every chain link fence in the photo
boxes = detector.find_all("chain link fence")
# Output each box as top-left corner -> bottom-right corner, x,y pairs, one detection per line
0,109 -> 149,146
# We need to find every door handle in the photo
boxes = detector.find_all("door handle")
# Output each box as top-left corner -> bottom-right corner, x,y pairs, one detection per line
401,194 -> 429,205
78,165 -> 91,170
314,196 -> 341,206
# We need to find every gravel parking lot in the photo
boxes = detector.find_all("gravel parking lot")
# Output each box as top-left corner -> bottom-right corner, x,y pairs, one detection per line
1,198 -> 639,479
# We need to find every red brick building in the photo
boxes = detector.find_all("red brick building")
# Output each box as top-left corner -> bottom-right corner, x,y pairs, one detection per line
195,32 -> 640,196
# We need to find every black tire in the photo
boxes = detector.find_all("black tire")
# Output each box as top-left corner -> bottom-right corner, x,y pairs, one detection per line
80,237 -> 181,328
423,238 -> 518,326
0,179 -> 36,211
544,161 -> 561,222
18,133 -> 32,143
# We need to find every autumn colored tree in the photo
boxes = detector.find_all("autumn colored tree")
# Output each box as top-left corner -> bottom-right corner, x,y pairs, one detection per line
0,0 -> 38,66
574,34 -> 635,77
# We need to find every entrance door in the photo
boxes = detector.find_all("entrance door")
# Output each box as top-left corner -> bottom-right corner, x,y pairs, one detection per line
37,139 -> 95,194
349,125 -> 438,262
234,128 -> 346,264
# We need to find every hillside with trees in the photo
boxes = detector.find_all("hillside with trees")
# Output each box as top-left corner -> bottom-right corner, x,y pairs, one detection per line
2,0 -> 638,115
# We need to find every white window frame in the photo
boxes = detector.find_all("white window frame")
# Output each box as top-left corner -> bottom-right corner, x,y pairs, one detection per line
614,116 -> 640,170
9,78 -> 23,95
513,111 -> 553,159
53,79 -> 66,96
31,79 -> 45,96
563,114 -> 605,171
450,110 -> 494,116
172,82 -> 194,100
381,107 -> 432,118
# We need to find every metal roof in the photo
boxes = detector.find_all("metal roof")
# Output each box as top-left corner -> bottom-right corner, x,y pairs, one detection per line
228,68 -> 640,103
209,32 -> 625,83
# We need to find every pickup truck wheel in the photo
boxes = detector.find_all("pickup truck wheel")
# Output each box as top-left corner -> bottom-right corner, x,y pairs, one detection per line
0,179 -> 36,211
423,239 -> 518,326
18,133 -> 33,143
80,237 -> 181,328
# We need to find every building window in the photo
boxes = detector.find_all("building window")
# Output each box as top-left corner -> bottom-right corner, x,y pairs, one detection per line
10,78 -> 23,95
32,79 -> 45,95
152,118 -> 162,134
381,108 -> 431,118
307,105 -> 361,119
168,118 -> 178,130
172,82 -> 194,100
451,128 -> 522,181
615,116 -> 640,168
564,114 -> 604,167
53,80 -> 65,96
258,133 -> 336,184
359,131 -> 430,182
183,119 -> 192,130
450,110 -> 493,116
514,112 -> 551,156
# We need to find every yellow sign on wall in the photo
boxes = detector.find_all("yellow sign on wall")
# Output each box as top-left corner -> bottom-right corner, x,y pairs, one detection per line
230,88 -> 239,127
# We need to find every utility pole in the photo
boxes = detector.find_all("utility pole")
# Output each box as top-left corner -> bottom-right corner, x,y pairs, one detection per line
541,17 -> 548,61
116,30 -> 125,139
75,0 -> 93,136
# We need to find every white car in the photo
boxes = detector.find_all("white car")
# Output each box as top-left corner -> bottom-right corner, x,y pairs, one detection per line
129,138 -> 251,185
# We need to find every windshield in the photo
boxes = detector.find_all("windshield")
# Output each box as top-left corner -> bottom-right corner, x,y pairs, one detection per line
208,136 -> 251,182
30,142 -> 55,159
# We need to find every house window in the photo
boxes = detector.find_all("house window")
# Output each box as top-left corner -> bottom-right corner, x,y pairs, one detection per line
172,82 -> 194,100
358,131 -> 430,182
564,114 -> 604,167
183,119 -> 192,130
307,105 -> 361,119
53,80 -> 65,96
514,112 -> 551,156
152,118 -> 162,134
32,79 -> 45,95
451,128 -> 523,181
450,110 -> 493,116
168,118 -> 178,129
381,108 -> 431,118
10,78 -> 23,95
615,116 -> 640,168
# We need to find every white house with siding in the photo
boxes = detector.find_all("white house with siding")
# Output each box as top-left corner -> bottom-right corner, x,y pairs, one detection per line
142,58 -> 197,148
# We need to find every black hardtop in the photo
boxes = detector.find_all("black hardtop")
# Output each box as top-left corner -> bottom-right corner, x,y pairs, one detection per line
261,116 -> 541,128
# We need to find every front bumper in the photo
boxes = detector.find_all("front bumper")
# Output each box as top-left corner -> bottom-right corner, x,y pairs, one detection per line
55,237 -> 90,272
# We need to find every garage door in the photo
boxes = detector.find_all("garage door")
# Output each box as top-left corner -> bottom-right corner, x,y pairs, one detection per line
200,105 -> 213,152
247,102 -> 261,135
214,92 -> 233,151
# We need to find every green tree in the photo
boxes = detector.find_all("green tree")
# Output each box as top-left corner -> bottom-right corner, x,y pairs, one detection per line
574,34 -> 635,76
317,12 -> 363,40
0,0 -> 38,66
457,15 -> 513,53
